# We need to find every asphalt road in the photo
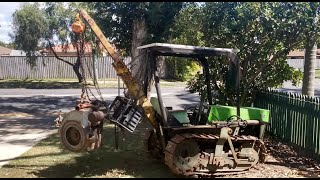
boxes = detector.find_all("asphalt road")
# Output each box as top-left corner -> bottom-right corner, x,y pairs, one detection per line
0,86 -> 200,110
279,79 -> 320,97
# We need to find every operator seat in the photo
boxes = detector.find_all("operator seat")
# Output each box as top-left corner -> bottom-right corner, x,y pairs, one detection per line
150,97 -> 190,126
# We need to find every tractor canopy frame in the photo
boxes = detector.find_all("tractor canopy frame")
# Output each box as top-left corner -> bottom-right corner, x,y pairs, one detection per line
138,43 -> 241,126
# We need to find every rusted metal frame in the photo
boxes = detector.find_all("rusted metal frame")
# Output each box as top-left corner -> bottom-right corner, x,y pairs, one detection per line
158,123 -> 166,152
213,127 -> 231,166
168,120 -> 261,130
152,52 -> 168,127
228,53 -> 241,119
149,52 -> 168,151
227,136 -> 240,165
233,127 -> 240,136
198,57 -> 213,105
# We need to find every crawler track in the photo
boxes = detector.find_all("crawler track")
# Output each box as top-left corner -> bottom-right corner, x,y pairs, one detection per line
146,131 -> 267,177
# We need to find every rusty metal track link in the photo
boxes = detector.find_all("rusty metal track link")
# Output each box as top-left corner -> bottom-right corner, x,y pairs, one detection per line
164,133 -> 267,177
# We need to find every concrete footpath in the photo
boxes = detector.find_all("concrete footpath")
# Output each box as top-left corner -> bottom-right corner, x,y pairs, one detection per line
0,118 -> 56,167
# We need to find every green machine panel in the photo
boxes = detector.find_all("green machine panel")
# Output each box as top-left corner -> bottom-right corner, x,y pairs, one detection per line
208,105 -> 270,123
170,110 -> 190,124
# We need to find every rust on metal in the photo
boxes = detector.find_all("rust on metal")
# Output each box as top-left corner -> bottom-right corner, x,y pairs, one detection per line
170,135 -> 186,143
163,133 -> 266,177
75,103 -> 92,110
227,136 -> 240,164
180,133 -> 193,139
165,141 -> 178,154
199,134 -> 208,139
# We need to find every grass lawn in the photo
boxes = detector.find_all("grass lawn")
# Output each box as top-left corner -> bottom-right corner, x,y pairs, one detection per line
0,121 -> 177,178
0,79 -> 187,89
0,78 -> 186,177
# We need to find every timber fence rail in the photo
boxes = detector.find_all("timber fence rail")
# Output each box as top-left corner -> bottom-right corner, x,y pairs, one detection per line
0,56 -> 131,80
254,89 -> 320,160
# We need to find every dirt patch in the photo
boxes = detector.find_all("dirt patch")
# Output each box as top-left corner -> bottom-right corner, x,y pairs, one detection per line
222,135 -> 320,178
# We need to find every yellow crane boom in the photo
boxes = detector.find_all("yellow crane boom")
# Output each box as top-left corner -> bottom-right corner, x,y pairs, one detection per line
72,9 -> 158,129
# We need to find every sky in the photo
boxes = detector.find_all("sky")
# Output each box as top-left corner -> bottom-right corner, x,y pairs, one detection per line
0,2 -> 23,43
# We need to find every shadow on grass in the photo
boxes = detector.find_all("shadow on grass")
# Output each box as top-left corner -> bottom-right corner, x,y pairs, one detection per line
0,79 -> 81,89
35,122 -> 176,178
161,78 -> 184,82
0,79 -> 187,89
0,96 -> 83,116
0,96 -> 80,146
0,121 -> 177,178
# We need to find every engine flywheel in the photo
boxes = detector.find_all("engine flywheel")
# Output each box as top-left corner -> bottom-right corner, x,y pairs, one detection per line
59,120 -> 89,152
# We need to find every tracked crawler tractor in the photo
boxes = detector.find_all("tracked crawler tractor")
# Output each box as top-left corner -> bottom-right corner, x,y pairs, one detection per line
138,44 -> 269,177
57,9 -> 270,177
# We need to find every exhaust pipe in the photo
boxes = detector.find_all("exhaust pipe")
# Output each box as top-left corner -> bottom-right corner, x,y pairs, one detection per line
88,111 -> 105,126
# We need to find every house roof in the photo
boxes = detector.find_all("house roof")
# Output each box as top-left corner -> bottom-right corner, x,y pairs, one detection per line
0,46 -> 12,55
287,49 -> 320,57
40,42 -> 107,54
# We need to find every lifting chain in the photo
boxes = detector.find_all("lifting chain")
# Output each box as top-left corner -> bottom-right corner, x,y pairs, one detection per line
74,28 -> 104,102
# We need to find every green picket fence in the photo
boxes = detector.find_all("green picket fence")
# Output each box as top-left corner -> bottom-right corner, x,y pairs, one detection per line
254,89 -> 320,160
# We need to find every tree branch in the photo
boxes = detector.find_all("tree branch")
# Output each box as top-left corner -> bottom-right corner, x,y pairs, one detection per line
47,39 -> 74,66
249,54 -> 275,84
247,40 -> 301,86
240,89 -> 248,106
242,54 -> 250,78
214,81 -> 236,106
242,31 -> 274,78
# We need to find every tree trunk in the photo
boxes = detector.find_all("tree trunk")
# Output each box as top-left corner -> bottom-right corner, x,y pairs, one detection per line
73,57 -> 83,83
130,18 -> 152,97
302,34 -> 317,96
